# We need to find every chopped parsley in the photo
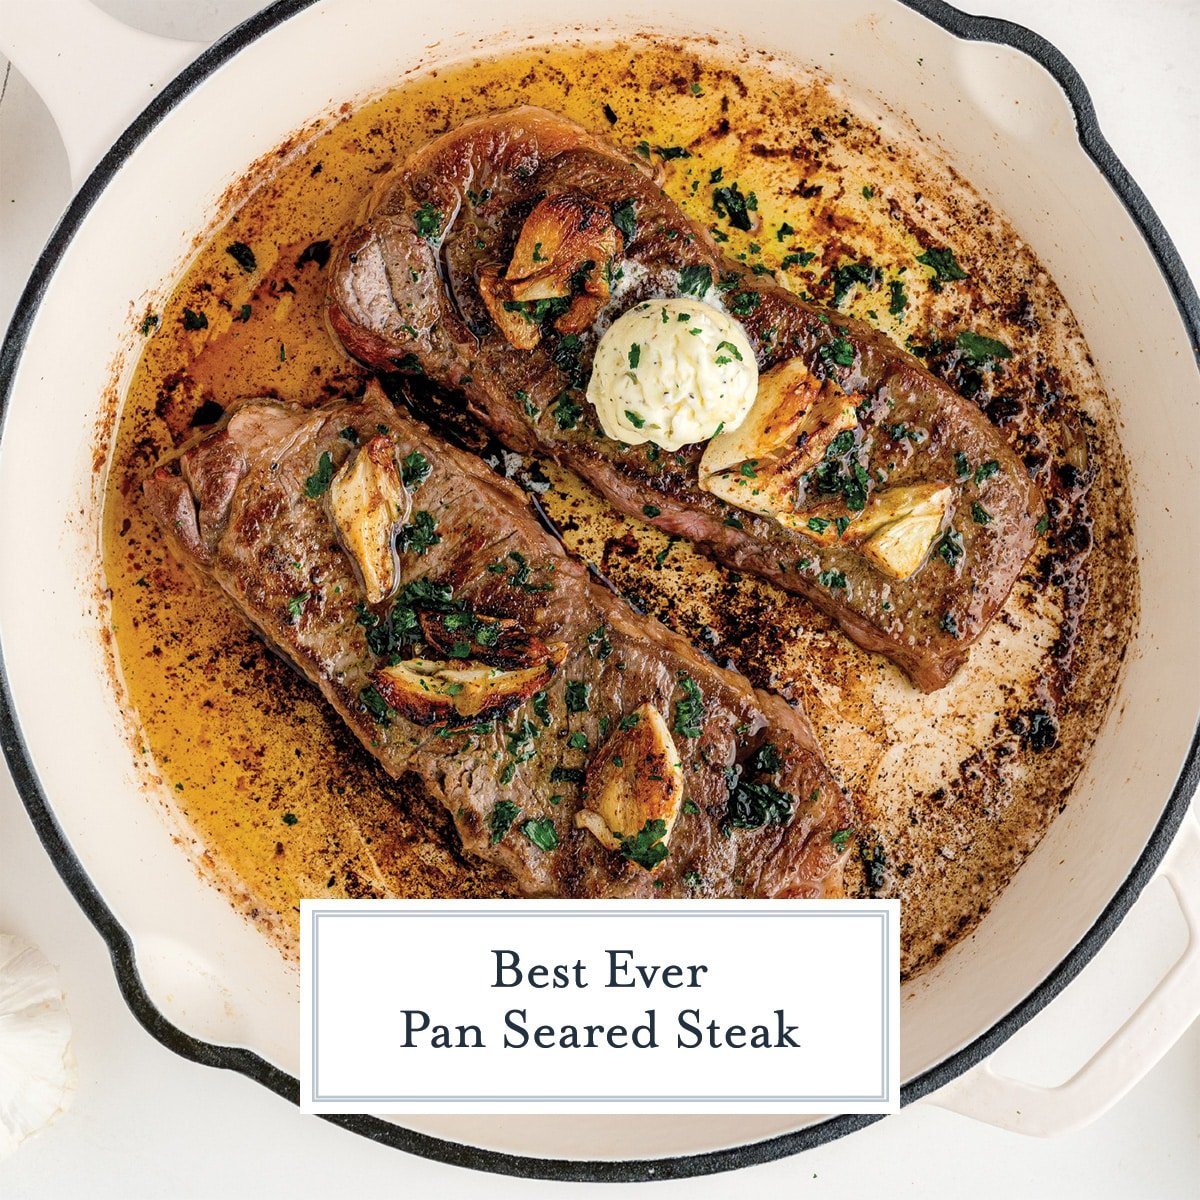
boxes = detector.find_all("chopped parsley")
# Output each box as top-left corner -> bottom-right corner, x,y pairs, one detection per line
286,593 -> 309,623
628,343 -> 641,370
724,769 -> 794,829
781,250 -> 816,270
612,199 -> 637,243
712,182 -> 755,232
413,203 -> 443,239
730,290 -> 760,316
303,451 -> 335,498
831,828 -> 854,848
625,409 -> 646,429
586,625 -> 613,660
532,691 -> 553,727
359,684 -> 396,725
818,337 -> 856,369
553,394 -> 582,430
397,511 -> 441,555
956,330 -> 1013,364
490,800 -> 520,844
620,819 -> 669,870
565,681 -> 590,713
818,569 -> 847,590
673,675 -> 704,738
714,340 -> 743,365
619,712 -> 641,731
550,766 -> 585,784
678,264 -> 713,296
225,241 -> 256,272
642,504 -> 662,518
567,732 -> 589,751
916,246 -> 968,289
974,459 -> 1001,484
888,279 -> 907,315
940,611 -> 960,637
181,307 -> 208,331
972,502 -> 992,525
954,451 -> 972,480
401,450 -> 432,489
936,528 -> 964,567
831,261 -> 879,308
523,818 -> 559,852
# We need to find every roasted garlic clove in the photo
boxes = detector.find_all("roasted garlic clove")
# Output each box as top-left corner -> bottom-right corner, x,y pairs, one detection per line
478,266 -> 541,352
328,436 -> 409,604
372,643 -> 567,726
574,703 -> 683,869
700,358 -> 859,521
478,194 -> 622,351
857,484 -> 954,579
506,193 -> 621,303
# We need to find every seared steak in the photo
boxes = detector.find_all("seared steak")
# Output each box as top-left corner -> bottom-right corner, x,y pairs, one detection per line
328,107 -> 1041,691
143,382 -> 850,898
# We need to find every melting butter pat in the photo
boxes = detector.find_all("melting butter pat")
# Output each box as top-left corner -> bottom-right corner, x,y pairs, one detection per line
586,299 -> 757,451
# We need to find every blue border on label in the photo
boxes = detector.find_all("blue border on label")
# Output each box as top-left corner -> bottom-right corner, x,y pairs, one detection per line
309,907 -> 892,1104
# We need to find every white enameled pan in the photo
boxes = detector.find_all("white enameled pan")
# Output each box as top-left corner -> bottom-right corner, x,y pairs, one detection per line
0,0 -> 1197,1182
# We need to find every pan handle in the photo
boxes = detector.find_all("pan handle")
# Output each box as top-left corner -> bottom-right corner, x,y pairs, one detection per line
927,807 -> 1200,1135
0,0 -> 204,191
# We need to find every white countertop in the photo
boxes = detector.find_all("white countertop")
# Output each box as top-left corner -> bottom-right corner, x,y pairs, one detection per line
1,1 -> 1197,1196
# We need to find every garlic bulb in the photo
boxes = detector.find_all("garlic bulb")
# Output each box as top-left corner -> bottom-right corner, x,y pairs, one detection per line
0,934 -> 76,1158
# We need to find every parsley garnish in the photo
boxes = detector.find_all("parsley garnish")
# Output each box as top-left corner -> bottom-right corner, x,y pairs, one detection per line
413,203 -> 443,239
303,451 -> 334,498
286,593 -> 309,623
553,394 -> 582,430
678,264 -> 713,296
565,681 -> 590,713
359,684 -> 396,725
398,511 -> 441,555
974,459 -> 1000,484
625,409 -> 646,429
956,331 -> 1012,364
490,800 -> 520,844
916,246 -> 968,289
818,337 -> 855,369
673,675 -> 704,738
619,819 -> 669,869
724,768 -> 794,829
612,199 -> 637,242
401,450 -> 431,489
712,182 -> 754,231
181,307 -> 208,331
522,818 -> 559,852
936,528 -> 964,567
225,241 -> 256,273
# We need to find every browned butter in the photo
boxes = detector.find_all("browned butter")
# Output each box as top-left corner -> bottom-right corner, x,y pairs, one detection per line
102,38 -> 1137,975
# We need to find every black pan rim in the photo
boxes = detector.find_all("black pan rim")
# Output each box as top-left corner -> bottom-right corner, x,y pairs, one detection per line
0,0 -> 1197,1184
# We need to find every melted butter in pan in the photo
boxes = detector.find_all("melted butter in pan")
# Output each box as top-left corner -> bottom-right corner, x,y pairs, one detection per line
102,38 -> 1137,976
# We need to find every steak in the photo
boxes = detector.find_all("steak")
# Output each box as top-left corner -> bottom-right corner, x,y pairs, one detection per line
328,106 -> 1041,691
143,382 -> 850,898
